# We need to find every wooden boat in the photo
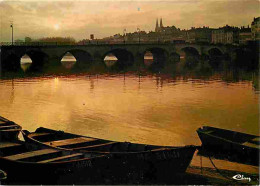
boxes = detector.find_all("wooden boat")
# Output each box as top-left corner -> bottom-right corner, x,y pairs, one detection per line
0,139 -> 113,184
197,126 -> 259,166
0,116 -> 22,141
22,127 -> 197,182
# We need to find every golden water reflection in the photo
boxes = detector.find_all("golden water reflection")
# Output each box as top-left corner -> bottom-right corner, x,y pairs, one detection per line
0,74 -> 258,173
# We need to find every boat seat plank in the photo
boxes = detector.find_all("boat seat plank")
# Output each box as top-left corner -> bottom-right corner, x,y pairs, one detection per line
0,122 -> 16,128
204,130 -> 214,134
5,149 -> 59,161
243,137 -> 260,148
43,137 -> 97,147
0,121 -> 12,125
249,137 -> 260,144
0,129 -> 21,132
38,153 -> 83,163
73,141 -> 118,150
0,125 -> 20,129
0,142 -> 22,149
242,142 -> 259,148
0,121 -> 7,125
29,132 -> 52,138
0,117 -> 9,122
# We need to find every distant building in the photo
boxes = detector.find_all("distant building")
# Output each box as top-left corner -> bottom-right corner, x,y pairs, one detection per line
239,26 -> 251,45
155,18 -> 179,33
154,18 -> 185,42
77,39 -> 91,45
211,25 -> 239,45
251,17 -> 260,40
186,27 -> 212,43
98,18 -> 257,45
125,31 -> 148,42
155,18 -> 163,32
186,28 -> 196,43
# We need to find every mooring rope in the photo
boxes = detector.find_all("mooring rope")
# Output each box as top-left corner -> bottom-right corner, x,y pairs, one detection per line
207,154 -> 238,182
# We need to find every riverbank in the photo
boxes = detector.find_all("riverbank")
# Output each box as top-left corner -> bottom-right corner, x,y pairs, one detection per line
185,166 -> 259,185
1,165 -> 258,185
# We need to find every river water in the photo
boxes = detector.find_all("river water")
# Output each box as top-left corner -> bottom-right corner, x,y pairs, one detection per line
0,71 -> 258,173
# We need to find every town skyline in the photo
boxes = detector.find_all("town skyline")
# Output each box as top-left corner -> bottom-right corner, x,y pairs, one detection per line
0,0 -> 259,42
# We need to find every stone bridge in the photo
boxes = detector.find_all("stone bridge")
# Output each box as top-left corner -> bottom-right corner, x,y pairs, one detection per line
0,43 -> 235,72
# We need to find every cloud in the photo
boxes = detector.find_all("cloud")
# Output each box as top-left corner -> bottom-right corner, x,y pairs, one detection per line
0,0 -> 259,41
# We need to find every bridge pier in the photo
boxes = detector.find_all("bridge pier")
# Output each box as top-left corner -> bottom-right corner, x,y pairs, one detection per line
87,54 -> 107,72
2,52 -> 21,72
133,53 -> 145,70
69,50 -> 93,70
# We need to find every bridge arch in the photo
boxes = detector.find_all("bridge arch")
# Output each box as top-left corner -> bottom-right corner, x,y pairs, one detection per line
1,50 -> 49,72
206,47 -> 224,69
2,50 -> 49,72
21,50 -> 49,71
178,47 -> 200,68
143,47 -> 169,70
102,48 -> 134,70
208,48 -> 223,56
180,47 -> 200,57
59,49 -> 92,69
205,46 -> 224,56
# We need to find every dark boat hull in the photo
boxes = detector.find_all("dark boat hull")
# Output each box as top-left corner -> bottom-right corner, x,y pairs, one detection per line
1,145 -> 196,184
106,146 -> 196,182
0,155 -> 111,184
0,130 -> 21,141
0,139 -> 114,184
22,128 -> 197,182
197,126 -> 259,166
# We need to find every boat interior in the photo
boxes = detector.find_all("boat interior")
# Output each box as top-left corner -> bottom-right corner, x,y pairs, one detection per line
0,117 -> 21,133
0,140 -> 98,163
25,128 -> 170,153
199,126 -> 259,146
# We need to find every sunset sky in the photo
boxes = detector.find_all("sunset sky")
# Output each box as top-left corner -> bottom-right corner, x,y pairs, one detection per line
0,0 -> 259,42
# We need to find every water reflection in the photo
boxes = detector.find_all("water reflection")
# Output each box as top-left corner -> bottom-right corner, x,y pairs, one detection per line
20,54 -> 32,71
61,52 -> 76,69
0,71 -> 258,174
144,51 -> 154,67
104,53 -> 118,67
10,79 -> 15,104
89,78 -> 95,91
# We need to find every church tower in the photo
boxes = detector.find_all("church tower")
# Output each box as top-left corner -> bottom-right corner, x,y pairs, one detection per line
155,18 -> 159,32
160,18 -> 163,28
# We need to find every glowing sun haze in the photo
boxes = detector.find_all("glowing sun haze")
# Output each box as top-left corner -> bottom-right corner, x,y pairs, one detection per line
0,0 -> 259,42
54,24 -> 60,30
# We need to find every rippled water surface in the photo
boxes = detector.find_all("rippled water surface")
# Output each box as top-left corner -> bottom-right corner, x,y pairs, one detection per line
0,73 -> 258,173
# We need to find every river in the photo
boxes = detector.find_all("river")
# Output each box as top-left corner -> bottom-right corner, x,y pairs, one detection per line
0,70 -> 258,174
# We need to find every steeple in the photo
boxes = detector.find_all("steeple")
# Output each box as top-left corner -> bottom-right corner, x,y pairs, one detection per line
155,18 -> 159,32
160,18 -> 163,28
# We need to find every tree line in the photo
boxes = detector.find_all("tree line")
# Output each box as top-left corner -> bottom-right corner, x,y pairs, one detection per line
15,37 -> 76,43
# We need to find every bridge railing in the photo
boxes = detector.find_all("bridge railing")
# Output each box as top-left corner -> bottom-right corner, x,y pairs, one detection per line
0,42 -> 79,46
0,40 -> 227,47
0,40 -> 191,46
